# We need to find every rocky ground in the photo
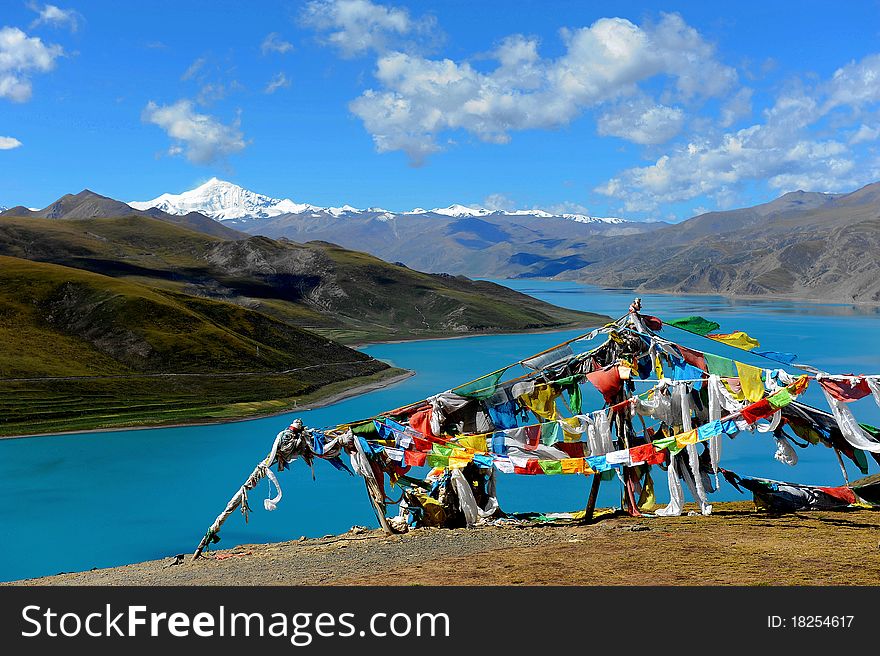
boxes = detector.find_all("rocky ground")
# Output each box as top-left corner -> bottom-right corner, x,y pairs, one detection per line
11,502 -> 880,586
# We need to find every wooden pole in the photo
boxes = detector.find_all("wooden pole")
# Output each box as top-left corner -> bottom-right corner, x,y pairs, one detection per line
584,473 -> 602,523
833,447 -> 851,486
192,461 -> 268,560
363,476 -> 393,535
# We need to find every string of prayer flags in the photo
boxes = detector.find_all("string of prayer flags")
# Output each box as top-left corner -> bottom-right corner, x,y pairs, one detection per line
754,350 -> 798,365
707,331 -> 761,351
668,316 -> 721,335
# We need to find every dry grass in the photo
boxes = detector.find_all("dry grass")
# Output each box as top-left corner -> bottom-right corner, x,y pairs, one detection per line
14,502 -> 880,587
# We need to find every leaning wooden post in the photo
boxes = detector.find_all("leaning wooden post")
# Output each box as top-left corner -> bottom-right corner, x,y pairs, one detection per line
833,447 -> 851,486
584,474 -> 602,523
192,434 -> 283,560
363,476 -> 393,535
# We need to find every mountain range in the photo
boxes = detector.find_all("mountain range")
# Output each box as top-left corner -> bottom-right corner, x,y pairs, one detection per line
566,186 -> 880,303
126,178 -> 880,303
130,177 -> 632,224
7,176 -> 880,304
128,179 -> 660,278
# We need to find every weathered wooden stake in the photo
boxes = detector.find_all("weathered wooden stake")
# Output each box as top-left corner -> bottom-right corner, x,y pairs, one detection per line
833,447 -> 851,486
363,476 -> 394,535
584,474 -> 602,523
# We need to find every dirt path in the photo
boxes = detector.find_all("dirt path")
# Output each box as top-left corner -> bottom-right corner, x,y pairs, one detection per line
10,502 -> 880,586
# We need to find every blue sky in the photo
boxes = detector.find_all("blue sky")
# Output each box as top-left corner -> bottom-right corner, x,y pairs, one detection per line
3,1 -> 880,220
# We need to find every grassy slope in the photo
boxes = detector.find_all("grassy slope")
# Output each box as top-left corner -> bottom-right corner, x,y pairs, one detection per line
0,256 -> 395,436
0,215 -> 608,342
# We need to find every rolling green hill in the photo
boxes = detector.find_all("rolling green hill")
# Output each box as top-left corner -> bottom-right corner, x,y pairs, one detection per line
0,256 -> 396,436
0,214 -> 606,343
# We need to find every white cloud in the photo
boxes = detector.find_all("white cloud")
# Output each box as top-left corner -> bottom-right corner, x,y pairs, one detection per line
264,72 -> 291,94
596,95 -> 685,144
540,201 -> 591,215
849,123 -> 880,145
261,33 -> 294,55
28,3 -> 80,32
0,26 -> 62,102
0,136 -> 22,149
341,12 -> 737,163
596,53 -> 880,211
719,87 -> 753,127
482,193 -> 515,211
301,0 -> 436,57
142,99 -> 247,164
181,57 -> 206,81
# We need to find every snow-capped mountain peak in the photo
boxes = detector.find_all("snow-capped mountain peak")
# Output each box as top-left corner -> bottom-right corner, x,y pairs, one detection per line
129,178 -> 316,220
429,204 -> 492,217
130,179 -> 635,226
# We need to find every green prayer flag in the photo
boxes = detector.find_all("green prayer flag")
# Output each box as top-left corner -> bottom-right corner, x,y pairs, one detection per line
351,420 -> 379,440
554,375 -> 583,415
426,454 -> 449,468
704,352 -> 738,377
768,388 -> 793,408
539,460 -> 563,475
540,421 -> 564,445
453,369 -> 507,400
668,316 -> 721,336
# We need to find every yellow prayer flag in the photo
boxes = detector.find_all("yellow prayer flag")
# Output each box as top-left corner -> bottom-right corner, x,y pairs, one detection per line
456,435 -> 487,452
448,455 -> 473,469
559,417 -> 583,443
735,362 -> 765,402
675,429 -> 699,448
561,458 -> 585,474
707,331 -> 761,351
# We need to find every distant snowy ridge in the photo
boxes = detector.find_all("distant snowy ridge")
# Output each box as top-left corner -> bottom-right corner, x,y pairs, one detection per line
129,178 -> 316,220
130,178 -> 631,225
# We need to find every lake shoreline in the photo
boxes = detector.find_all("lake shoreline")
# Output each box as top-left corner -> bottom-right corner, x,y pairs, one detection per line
0,368 -> 415,441
561,280 -> 880,310
345,321 -> 606,348
2,321 -> 606,441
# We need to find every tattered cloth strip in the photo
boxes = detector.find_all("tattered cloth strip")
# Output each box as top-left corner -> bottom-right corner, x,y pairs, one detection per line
721,469 -> 857,513
667,316 -> 720,336
818,375 -> 880,453
521,344 -> 574,371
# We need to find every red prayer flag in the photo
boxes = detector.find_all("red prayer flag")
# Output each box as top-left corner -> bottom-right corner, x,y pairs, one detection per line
677,345 -> 707,372
818,377 -> 871,403
404,450 -> 427,467
586,366 -> 623,403
817,486 -> 857,504
629,443 -> 667,465
554,442 -> 587,458
408,406 -> 437,439
513,458 -> 543,475
740,399 -> 776,424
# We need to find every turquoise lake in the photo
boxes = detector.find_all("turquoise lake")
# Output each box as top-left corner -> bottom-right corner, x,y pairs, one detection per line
1,281 -> 879,583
